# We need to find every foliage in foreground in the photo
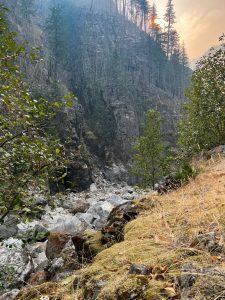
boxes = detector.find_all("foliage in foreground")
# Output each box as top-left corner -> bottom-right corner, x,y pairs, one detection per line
178,35 -> 225,160
131,109 -> 171,189
0,5 -> 73,222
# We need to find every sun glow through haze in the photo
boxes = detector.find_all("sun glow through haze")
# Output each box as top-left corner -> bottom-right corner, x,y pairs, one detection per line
151,0 -> 225,60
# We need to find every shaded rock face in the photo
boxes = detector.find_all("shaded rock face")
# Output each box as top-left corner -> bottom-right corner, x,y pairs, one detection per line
64,10 -> 182,164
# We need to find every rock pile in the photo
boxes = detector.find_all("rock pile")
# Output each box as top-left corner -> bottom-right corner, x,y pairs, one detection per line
0,181 -> 147,298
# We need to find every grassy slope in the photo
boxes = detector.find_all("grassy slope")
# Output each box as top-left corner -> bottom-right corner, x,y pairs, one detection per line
17,157 -> 225,300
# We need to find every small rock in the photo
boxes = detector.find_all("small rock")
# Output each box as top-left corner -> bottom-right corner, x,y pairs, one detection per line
180,263 -> 197,289
32,197 -> 48,206
90,183 -> 98,192
68,200 -> 90,215
28,271 -> 50,286
46,231 -> 71,261
128,264 -> 150,275
28,242 -> 49,272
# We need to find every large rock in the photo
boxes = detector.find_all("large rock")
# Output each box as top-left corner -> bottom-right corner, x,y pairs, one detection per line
0,217 -> 19,241
45,232 -> 72,261
48,239 -> 79,281
0,238 -> 33,290
28,242 -> 49,272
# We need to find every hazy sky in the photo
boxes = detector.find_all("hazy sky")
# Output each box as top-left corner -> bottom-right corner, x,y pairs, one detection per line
152,0 -> 225,60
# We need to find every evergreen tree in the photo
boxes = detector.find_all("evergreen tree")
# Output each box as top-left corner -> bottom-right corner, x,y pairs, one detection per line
178,36 -> 225,159
0,5 -> 70,222
131,109 -> 170,189
46,4 -> 65,80
164,0 -> 176,58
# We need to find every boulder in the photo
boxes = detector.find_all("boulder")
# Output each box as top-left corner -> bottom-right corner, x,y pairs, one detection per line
50,216 -> 87,235
0,217 -> 19,241
0,238 -> 33,290
107,194 -> 130,206
41,208 -> 87,234
85,201 -> 115,229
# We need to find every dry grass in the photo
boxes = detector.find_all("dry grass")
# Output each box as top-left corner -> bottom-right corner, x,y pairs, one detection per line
17,157 -> 225,300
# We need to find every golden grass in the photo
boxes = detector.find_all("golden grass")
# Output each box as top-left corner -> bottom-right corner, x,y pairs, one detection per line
17,157 -> 225,299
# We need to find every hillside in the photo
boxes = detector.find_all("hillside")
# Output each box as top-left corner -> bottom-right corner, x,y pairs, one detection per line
14,153 -> 225,300
3,0 -> 191,186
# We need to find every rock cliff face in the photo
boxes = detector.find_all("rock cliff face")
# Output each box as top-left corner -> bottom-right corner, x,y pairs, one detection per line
5,0 -> 189,185
55,3 -> 183,163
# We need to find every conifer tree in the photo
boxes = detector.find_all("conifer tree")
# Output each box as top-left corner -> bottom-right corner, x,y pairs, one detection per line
164,0 -> 176,57
131,109 -> 170,189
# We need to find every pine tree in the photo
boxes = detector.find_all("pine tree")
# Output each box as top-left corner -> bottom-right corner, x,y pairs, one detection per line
131,109 -> 170,189
164,0 -> 176,58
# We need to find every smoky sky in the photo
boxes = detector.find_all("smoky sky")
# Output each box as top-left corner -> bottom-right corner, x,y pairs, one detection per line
152,0 -> 225,60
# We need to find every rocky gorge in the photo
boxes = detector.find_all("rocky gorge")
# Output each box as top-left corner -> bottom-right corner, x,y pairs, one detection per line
0,178 -> 149,298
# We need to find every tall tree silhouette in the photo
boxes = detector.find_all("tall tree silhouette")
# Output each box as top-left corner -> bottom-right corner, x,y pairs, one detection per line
164,0 -> 176,57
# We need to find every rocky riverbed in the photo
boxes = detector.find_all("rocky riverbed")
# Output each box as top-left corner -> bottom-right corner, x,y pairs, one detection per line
0,179 -> 149,299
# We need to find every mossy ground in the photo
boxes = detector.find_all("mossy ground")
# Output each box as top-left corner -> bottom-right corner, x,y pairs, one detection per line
17,157 -> 225,299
